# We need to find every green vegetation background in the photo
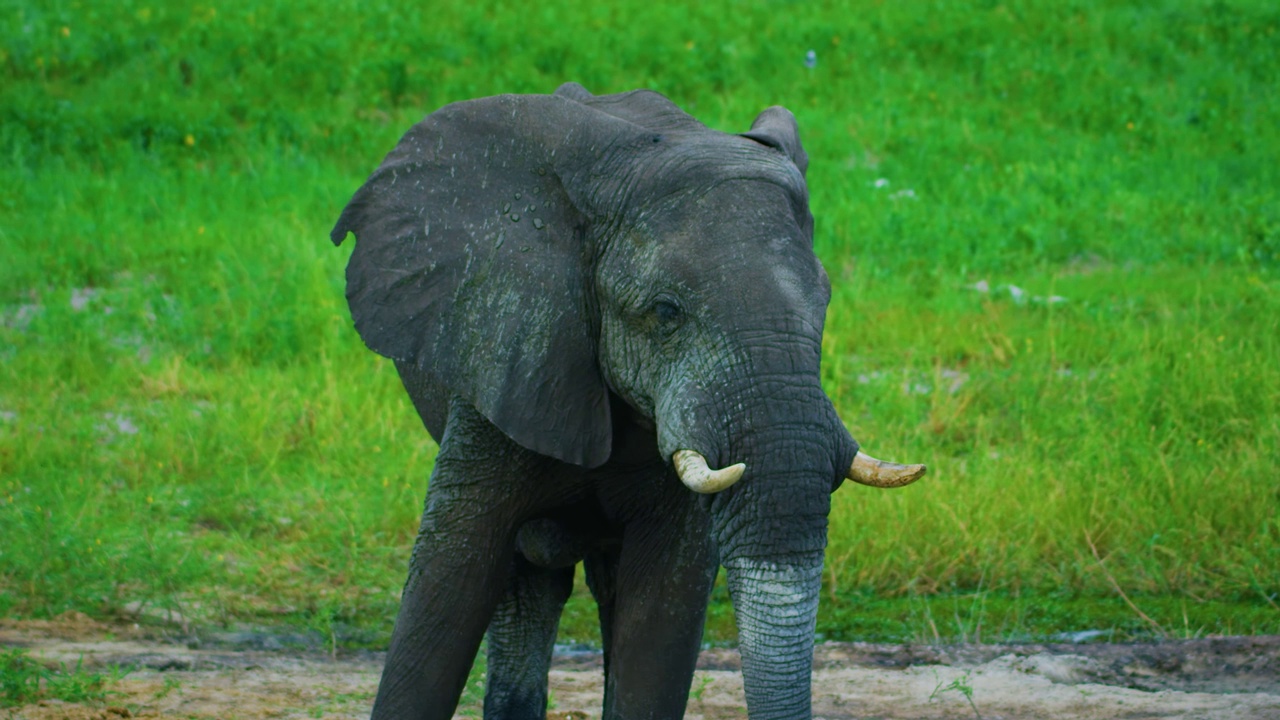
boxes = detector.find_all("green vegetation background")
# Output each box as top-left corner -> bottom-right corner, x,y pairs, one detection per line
1,0 -> 1277,647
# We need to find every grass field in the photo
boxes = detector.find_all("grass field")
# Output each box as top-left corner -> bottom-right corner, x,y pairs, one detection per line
2,0 -> 1277,648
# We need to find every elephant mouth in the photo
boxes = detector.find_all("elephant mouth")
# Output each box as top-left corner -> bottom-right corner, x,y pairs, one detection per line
672,448 -> 927,493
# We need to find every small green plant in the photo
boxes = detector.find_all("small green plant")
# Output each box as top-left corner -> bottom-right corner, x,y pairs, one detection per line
307,689 -> 375,718
929,670 -> 982,720
0,649 -> 129,708
308,599 -> 343,660
153,674 -> 183,699
690,673 -> 716,702
0,649 -> 43,707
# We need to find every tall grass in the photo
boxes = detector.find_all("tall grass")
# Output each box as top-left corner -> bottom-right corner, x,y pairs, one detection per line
2,0 -> 1277,642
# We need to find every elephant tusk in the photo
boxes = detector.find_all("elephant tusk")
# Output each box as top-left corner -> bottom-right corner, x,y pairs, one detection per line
673,450 -> 746,494
847,451 -> 927,488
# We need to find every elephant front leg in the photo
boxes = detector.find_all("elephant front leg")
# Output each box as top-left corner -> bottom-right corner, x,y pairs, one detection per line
484,555 -> 574,719
587,493 -> 716,718
370,403 -> 552,720
370,493 -> 515,719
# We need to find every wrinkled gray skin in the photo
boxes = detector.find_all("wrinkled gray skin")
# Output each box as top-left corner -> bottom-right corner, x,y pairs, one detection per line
331,83 -> 861,720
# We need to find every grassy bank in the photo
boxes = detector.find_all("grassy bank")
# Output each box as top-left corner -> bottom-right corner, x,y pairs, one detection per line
2,0 -> 1277,644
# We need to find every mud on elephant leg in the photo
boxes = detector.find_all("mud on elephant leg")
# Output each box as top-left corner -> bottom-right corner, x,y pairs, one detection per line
484,555 -> 574,719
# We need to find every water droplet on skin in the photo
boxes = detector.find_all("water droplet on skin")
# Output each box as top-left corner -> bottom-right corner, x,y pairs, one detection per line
514,192 -> 522,200
510,214 -> 520,222
495,232 -> 505,249
520,246 -> 531,253
502,202 -> 511,213
532,218 -> 545,230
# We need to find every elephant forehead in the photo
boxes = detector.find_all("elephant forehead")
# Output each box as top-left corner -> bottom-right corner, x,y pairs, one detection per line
656,184 -> 818,279
644,180 -> 807,247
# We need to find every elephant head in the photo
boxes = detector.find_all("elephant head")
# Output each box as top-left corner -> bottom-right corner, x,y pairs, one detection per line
332,83 -> 923,719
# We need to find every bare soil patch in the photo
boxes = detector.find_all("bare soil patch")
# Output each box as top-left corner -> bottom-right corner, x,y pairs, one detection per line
3,614 -> 1278,719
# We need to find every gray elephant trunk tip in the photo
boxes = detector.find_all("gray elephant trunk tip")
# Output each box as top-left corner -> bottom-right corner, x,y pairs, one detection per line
726,560 -> 824,719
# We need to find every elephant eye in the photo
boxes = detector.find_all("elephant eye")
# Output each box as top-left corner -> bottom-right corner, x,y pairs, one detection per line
653,297 -> 684,325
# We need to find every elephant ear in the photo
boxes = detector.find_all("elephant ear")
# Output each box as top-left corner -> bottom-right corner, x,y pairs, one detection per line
331,94 -> 619,468
741,106 -> 808,177
581,89 -> 709,135
555,82 -> 707,136
553,81 -> 593,102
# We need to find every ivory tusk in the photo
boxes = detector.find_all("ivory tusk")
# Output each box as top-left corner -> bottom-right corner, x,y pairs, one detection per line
847,451 -> 927,488
673,450 -> 746,494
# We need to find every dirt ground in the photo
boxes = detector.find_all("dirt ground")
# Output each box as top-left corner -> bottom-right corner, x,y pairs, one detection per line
3,613 -> 1279,719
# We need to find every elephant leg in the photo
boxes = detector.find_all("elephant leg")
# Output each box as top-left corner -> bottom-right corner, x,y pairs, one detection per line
370,402 -> 551,720
583,548 -> 619,682
589,497 -> 716,718
484,556 -> 574,719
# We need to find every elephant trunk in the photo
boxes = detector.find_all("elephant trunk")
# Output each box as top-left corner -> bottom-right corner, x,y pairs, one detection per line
702,405 -> 839,718
725,559 -> 823,719
658,363 -> 853,717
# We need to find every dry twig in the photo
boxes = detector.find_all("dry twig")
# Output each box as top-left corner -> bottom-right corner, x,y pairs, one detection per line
1084,530 -> 1167,638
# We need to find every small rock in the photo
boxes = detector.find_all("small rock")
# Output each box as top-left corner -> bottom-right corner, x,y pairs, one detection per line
71,287 -> 99,311
1052,629 -> 1110,643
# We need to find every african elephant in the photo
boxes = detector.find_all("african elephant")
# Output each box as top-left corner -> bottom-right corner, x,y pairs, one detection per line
330,82 -> 925,720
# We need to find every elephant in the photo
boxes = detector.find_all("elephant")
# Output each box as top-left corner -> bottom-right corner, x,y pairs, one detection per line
330,82 -> 926,720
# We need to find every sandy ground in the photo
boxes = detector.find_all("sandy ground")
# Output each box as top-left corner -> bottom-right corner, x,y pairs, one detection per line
3,613 -> 1279,719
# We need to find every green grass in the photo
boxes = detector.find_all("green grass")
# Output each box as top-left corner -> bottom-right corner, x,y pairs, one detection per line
0,648 -> 127,708
1,0 -> 1278,647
